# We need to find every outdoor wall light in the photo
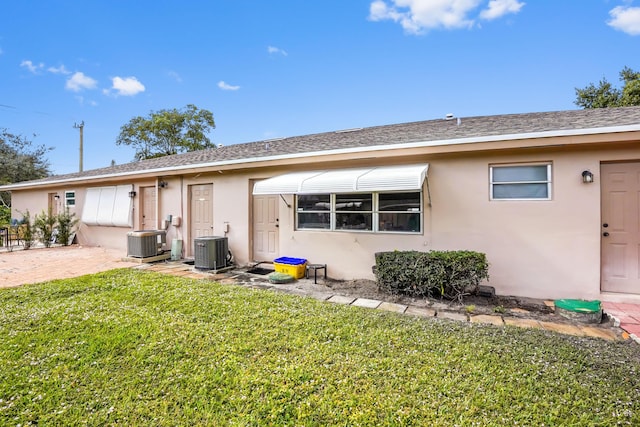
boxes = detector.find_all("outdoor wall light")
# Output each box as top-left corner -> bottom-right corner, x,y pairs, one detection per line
129,190 -> 137,198
54,194 -> 60,201
158,181 -> 168,189
582,170 -> 594,184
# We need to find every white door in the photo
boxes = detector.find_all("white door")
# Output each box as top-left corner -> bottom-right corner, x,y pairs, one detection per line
190,184 -> 214,256
252,194 -> 279,262
601,162 -> 640,294
140,186 -> 156,230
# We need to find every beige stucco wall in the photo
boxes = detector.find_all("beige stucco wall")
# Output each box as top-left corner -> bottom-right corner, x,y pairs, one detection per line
428,152 -> 601,300
7,136 -> 640,301
179,173 -> 253,261
269,147 -> 638,300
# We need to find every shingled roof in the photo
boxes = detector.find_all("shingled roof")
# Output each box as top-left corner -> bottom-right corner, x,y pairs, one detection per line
6,106 -> 640,187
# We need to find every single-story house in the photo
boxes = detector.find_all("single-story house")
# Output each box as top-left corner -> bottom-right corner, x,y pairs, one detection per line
3,106 -> 640,302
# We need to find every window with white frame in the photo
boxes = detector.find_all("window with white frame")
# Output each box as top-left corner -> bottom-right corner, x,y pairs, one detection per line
296,191 -> 422,233
335,194 -> 373,231
490,163 -> 552,200
378,192 -> 421,232
64,191 -> 76,207
297,194 -> 331,229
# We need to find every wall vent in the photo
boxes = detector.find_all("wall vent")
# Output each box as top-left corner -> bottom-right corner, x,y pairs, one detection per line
194,236 -> 228,270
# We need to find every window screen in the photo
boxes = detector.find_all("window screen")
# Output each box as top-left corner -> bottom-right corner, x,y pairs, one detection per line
65,191 -> 76,207
490,164 -> 551,200
295,191 -> 422,233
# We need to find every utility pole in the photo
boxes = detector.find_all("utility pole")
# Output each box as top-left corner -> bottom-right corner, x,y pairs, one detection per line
73,121 -> 84,172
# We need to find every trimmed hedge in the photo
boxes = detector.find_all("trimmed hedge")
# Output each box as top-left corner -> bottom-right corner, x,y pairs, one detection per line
375,250 -> 489,301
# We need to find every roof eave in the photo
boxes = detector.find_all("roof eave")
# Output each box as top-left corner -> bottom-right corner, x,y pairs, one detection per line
2,123 -> 640,191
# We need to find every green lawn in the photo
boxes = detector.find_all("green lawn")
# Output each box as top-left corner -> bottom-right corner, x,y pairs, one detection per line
1,269 -> 639,426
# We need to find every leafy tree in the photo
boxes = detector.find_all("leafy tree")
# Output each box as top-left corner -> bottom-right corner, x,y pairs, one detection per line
575,66 -> 640,108
619,67 -> 640,106
0,129 -> 52,208
116,104 -> 216,160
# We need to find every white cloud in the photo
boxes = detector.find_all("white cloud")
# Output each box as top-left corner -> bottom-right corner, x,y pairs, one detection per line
369,0 -> 524,34
168,71 -> 183,83
65,72 -> 97,92
480,0 -> 525,20
21,60 -> 44,74
268,45 -> 288,56
218,80 -> 240,91
47,65 -> 71,75
608,5 -> 640,35
106,76 -> 145,96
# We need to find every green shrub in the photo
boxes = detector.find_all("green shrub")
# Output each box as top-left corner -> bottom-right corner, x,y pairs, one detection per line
0,205 -> 10,227
17,210 -> 35,250
0,205 -> 9,247
56,207 -> 78,246
375,250 -> 489,301
34,209 -> 57,248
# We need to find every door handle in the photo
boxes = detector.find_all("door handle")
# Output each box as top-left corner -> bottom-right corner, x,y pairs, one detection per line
603,232 -> 610,237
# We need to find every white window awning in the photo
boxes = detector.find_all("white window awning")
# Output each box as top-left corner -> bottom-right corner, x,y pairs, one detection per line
252,164 -> 429,195
82,185 -> 133,227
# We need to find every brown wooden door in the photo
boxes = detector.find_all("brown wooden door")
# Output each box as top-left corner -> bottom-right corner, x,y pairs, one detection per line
47,193 -> 59,216
601,162 -> 640,294
252,194 -> 279,262
190,184 -> 214,255
140,186 -> 157,230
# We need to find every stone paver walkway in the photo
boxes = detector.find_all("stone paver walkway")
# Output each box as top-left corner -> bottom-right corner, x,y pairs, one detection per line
1,245 -> 639,343
0,245 -> 138,288
602,302 -> 640,341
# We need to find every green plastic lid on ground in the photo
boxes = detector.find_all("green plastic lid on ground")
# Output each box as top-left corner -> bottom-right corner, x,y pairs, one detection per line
268,272 -> 295,284
554,299 -> 602,324
554,299 -> 601,313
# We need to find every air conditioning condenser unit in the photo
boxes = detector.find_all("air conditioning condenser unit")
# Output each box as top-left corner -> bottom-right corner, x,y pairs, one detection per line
127,230 -> 166,258
194,236 -> 228,270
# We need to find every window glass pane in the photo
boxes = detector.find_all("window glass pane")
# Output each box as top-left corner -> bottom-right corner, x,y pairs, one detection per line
379,192 -> 421,211
493,165 -> 547,182
493,183 -> 549,199
297,213 -> 330,229
297,194 -> 330,211
336,213 -> 372,230
65,191 -> 75,206
335,194 -> 372,211
379,213 -> 421,232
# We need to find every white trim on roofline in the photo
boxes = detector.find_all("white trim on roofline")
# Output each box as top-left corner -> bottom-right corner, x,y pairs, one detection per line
3,123 -> 640,190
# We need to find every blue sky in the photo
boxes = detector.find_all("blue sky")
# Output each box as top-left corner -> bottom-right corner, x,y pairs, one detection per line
1,1 -> 639,175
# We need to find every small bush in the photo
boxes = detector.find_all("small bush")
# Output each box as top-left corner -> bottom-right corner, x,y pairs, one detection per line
375,250 -> 489,301
56,208 -> 78,246
34,209 -> 57,248
0,205 -> 9,247
17,210 -> 35,250
0,205 -> 10,227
